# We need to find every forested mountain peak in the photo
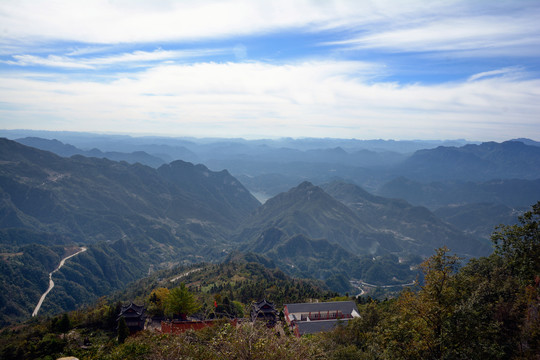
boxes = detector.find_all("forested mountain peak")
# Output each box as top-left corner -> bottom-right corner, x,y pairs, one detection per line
236,181 -> 380,255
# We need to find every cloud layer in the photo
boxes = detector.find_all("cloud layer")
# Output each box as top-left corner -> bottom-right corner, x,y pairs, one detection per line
1,0 -> 539,140
1,60 -> 538,140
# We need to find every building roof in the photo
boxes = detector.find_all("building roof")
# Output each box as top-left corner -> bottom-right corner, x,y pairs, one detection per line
285,301 -> 358,315
118,303 -> 145,319
251,299 -> 278,314
296,319 -> 351,335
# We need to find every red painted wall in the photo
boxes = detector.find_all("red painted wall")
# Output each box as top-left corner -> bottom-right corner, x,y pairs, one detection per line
161,319 -> 238,334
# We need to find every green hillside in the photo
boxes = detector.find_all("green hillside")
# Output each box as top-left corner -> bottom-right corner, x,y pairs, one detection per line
0,138 -> 260,325
236,181 -> 398,255
246,228 -> 417,293
322,181 -> 491,257
237,181 -> 489,258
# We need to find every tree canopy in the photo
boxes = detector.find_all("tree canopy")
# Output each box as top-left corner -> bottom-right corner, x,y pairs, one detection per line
492,201 -> 540,284
164,283 -> 201,319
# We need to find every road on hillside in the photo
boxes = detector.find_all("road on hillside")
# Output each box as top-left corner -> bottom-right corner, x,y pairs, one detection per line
170,268 -> 202,282
32,247 -> 87,317
350,279 -> 416,297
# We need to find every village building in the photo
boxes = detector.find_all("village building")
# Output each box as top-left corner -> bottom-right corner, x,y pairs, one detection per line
283,301 -> 360,336
250,299 -> 279,326
117,302 -> 146,333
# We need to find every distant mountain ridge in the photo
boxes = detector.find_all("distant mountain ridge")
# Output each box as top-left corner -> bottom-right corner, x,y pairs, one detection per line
511,138 -> 540,147
6,131 -> 539,202
0,129 -> 476,154
15,137 -> 167,168
378,177 -> 540,209
0,138 -> 259,238
396,140 -> 540,181
434,203 -> 520,239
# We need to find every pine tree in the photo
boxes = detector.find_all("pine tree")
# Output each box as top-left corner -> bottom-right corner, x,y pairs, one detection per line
57,313 -> 71,336
117,317 -> 129,344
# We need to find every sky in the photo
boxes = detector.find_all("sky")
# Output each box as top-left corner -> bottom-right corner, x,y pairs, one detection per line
1,0 -> 540,141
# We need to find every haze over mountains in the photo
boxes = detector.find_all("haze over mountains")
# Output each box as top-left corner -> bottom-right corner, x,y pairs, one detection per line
0,130 -> 538,326
5,130 -> 539,198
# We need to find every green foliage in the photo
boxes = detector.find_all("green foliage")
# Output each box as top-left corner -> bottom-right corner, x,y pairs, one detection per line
0,326 -> 67,360
105,322 -> 323,360
164,283 -> 201,319
56,313 -> 70,334
246,227 -> 418,293
146,287 -> 169,317
117,317 -> 129,344
377,247 -> 461,359
492,201 -> 540,284
3,204 -> 540,359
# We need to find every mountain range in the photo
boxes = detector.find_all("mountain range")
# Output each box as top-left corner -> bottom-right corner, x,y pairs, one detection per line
0,138 -> 259,325
395,141 -> 540,181
237,181 -> 489,258
15,137 -> 167,168
8,132 -> 540,200
1,134 -> 538,326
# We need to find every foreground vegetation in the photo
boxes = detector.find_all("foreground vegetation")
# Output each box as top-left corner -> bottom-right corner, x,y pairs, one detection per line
1,202 -> 539,359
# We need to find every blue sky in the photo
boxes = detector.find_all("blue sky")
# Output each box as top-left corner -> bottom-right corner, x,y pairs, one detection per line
1,0 -> 540,141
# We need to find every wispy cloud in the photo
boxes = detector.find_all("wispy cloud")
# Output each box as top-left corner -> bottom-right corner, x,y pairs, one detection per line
323,11 -> 540,57
66,46 -> 115,56
0,0 -> 338,45
3,48 -> 229,69
2,1 -> 538,57
4,55 -> 93,69
468,67 -> 525,82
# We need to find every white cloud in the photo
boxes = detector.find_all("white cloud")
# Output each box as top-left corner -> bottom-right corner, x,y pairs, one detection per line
5,55 -> 93,69
468,67 -> 524,82
324,11 -> 540,56
0,0 -> 343,45
1,1 -> 539,140
3,48 -> 228,69
1,61 -> 539,140
2,0 -> 537,58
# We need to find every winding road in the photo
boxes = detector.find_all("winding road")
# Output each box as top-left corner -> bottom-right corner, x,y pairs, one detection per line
32,247 -> 87,317
170,268 -> 202,283
350,279 -> 415,298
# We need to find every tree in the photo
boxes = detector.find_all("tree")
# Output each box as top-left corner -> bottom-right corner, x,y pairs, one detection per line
164,283 -> 201,319
381,247 -> 460,359
117,317 -> 129,344
490,201 -> 540,357
491,201 -> 540,284
105,301 -> 122,330
57,313 -> 71,335
147,287 -> 170,317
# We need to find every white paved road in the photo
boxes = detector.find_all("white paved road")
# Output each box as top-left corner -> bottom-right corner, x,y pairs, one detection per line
32,247 -> 87,317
